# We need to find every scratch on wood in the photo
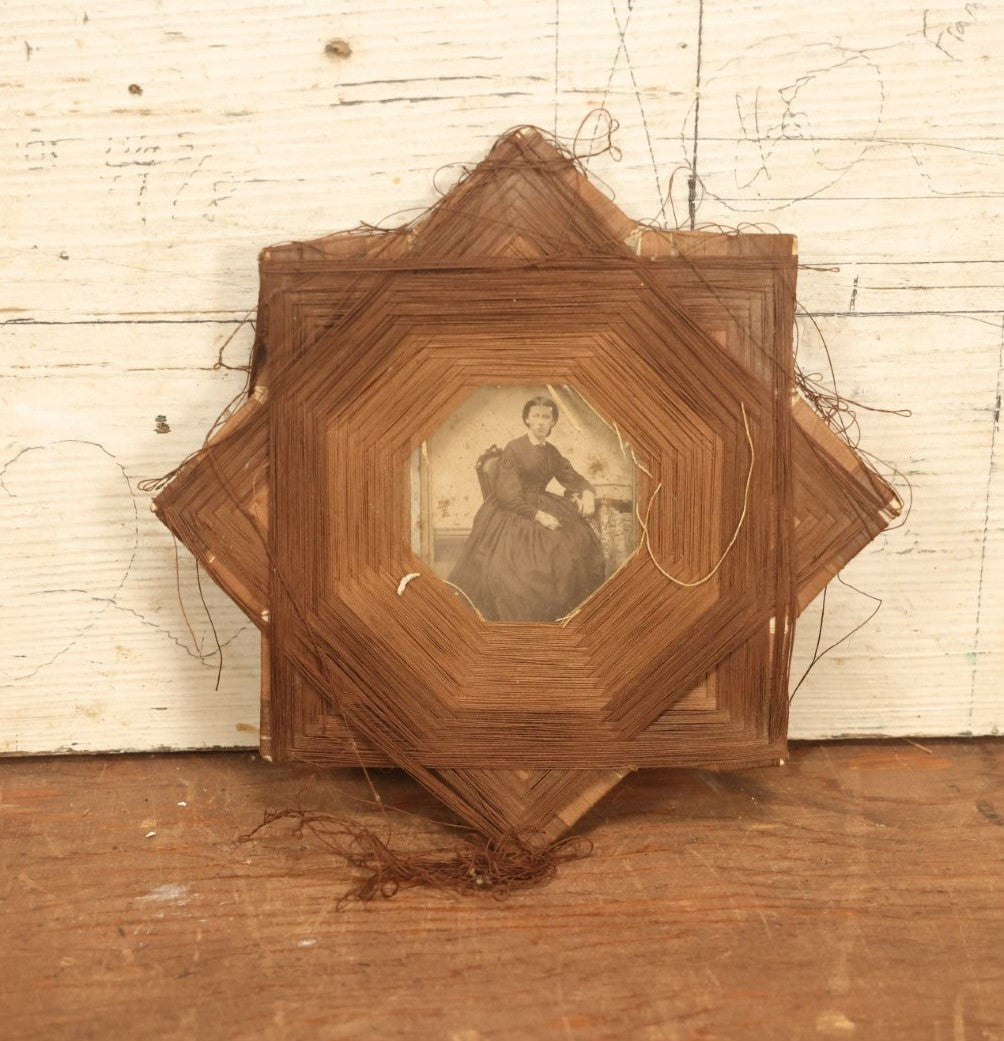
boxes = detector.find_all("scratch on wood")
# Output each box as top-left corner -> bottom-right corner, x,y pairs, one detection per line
688,0 -> 705,228
968,316 -> 1004,723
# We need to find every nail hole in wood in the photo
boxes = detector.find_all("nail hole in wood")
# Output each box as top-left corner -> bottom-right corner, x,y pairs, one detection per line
324,38 -> 352,59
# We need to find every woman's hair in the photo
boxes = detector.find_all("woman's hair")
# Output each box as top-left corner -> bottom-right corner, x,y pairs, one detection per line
522,395 -> 559,425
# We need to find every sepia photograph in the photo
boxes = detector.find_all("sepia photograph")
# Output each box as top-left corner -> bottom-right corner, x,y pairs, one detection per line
411,384 -> 638,622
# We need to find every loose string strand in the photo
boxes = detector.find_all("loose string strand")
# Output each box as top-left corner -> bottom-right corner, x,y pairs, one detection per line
638,402 -> 755,588
239,808 -> 592,905
789,575 -> 883,704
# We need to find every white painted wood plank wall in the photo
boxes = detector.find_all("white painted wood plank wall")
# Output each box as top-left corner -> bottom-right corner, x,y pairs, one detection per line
2,0 -> 1001,753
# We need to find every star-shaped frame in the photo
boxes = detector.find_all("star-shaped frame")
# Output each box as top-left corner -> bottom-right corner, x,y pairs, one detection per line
153,130 -> 900,839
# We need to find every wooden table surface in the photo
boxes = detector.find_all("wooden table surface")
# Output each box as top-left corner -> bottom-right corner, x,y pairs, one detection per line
3,739 -> 1002,1040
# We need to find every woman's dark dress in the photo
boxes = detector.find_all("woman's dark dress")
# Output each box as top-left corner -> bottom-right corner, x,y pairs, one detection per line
449,435 -> 605,622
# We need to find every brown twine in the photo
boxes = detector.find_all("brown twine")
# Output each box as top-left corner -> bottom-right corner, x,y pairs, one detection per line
164,534 -> 229,685
149,117 -> 909,884
238,808 -> 592,906
172,534 -> 203,657
791,303 -> 914,534
788,574 -> 884,704
193,556 -> 224,691
794,305 -> 912,446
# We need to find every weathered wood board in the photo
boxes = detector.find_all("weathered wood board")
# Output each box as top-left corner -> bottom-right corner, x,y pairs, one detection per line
1,0 -> 1001,752
2,742 -> 1002,1040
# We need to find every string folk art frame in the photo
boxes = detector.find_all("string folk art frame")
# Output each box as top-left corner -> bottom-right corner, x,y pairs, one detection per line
152,129 -> 901,842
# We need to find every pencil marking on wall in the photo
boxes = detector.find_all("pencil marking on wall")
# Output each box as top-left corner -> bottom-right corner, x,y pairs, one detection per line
0,441 -> 139,684
606,0 -> 668,223
553,0 -> 560,137
688,0 -> 705,227
968,316 -> 1004,724
922,3 -> 985,62
683,38 -> 885,209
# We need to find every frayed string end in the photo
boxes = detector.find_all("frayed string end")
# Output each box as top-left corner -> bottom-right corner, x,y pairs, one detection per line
238,808 -> 592,905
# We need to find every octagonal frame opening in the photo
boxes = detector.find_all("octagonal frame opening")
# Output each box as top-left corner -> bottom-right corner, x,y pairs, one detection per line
410,382 -> 642,623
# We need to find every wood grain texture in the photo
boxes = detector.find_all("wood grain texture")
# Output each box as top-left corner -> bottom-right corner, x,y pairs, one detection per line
2,0 -> 1002,752
1,740 -> 1002,1040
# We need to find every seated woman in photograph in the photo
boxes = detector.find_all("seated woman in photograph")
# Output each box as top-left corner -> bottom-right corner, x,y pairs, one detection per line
449,395 -> 606,622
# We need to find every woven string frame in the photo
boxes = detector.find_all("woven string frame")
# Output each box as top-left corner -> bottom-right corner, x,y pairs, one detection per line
153,130 -> 901,841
